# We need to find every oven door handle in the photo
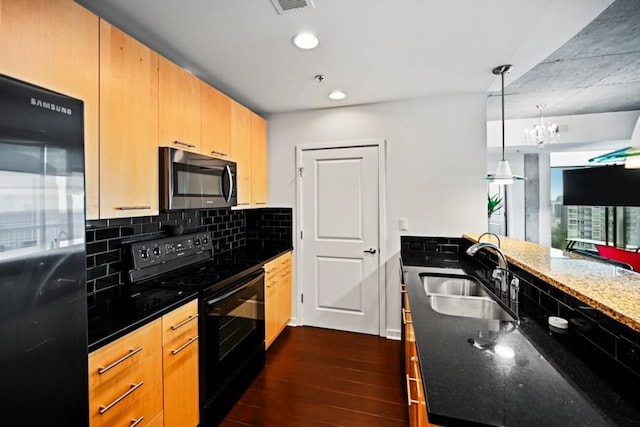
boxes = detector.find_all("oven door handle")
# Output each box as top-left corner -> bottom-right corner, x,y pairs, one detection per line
206,272 -> 264,305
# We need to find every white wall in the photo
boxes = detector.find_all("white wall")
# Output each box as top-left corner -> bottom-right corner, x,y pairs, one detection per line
266,93 -> 488,337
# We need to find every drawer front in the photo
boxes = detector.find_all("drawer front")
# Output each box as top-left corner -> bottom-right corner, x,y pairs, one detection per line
89,319 -> 162,388
265,251 -> 292,276
276,251 -> 292,271
164,325 -> 199,370
162,299 -> 199,345
265,271 -> 280,290
90,381 -> 163,427
90,350 -> 162,422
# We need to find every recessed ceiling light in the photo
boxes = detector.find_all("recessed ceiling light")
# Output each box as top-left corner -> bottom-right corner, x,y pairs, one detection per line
292,33 -> 319,50
328,90 -> 347,100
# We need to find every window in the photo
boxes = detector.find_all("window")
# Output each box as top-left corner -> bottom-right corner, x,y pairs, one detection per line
550,166 -> 640,250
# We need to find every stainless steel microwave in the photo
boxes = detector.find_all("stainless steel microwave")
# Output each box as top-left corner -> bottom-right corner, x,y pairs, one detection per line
160,147 -> 237,210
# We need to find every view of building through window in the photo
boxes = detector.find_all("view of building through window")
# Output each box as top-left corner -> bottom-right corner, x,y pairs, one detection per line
550,166 -> 640,251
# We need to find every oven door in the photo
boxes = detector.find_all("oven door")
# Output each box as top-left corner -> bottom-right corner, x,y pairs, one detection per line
201,270 -> 265,413
160,147 -> 237,210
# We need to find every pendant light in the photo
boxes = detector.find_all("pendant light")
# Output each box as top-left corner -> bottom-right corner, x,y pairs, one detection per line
485,64 -> 526,185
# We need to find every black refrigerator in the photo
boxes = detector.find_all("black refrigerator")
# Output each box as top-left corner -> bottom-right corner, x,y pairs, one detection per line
0,74 -> 88,426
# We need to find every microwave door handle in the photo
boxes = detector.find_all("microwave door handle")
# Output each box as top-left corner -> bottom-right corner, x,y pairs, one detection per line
224,164 -> 233,203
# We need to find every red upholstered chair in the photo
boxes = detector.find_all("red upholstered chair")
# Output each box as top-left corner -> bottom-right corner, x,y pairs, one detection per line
595,244 -> 640,272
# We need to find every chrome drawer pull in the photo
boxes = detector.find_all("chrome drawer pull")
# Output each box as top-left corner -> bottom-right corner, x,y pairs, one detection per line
174,140 -> 196,148
99,381 -> 144,414
116,206 -> 151,210
170,313 -> 198,330
405,374 -> 419,406
98,347 -> 143,375
130,416 -> 144,427
171,336 -> 199,355
401,308 -> 412,325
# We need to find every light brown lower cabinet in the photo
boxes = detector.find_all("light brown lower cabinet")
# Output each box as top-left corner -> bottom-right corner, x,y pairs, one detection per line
89,319 -> 163,427
402,285 -> 440,427
265,251 -> 293,348
88,300 -> 199,427
162,299 -> 199,427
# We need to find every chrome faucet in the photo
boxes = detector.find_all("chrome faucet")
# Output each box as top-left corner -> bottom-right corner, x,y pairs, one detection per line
478,232 -> 501,248
466,242 -> 513,298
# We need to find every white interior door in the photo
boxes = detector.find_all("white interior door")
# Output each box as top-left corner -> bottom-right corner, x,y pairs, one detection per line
300,145 -> 379,335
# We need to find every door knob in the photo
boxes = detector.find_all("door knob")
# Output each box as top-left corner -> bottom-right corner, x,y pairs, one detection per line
364,248 -> 377,254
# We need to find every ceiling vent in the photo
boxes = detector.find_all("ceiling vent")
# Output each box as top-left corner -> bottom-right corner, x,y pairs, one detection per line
270,0 -> 315,15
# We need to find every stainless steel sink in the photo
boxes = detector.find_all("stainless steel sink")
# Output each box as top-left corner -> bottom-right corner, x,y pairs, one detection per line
428,294 -> 516,322
420,273 -> 516,322
421,274 -> 491,297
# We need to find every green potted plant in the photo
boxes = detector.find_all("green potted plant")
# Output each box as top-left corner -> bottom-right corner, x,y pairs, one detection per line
488,193 -> 503,217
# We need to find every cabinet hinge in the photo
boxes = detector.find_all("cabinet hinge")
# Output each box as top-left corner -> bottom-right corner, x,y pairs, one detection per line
300,230 -> 303,240
298,167 -> 304,177
301,293 -> 304,304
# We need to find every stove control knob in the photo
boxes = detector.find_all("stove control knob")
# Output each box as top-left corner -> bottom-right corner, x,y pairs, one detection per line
140,249 -> 150,259
152,247 -> 161,256
194,238 -> 201,246
202,237 -> 209,245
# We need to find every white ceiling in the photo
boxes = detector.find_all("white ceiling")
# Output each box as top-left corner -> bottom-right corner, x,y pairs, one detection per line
76,0 -> 613,117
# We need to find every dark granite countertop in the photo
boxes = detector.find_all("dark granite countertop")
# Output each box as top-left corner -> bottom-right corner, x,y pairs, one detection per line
403,263 -> 616,427
87,241 -> 292,353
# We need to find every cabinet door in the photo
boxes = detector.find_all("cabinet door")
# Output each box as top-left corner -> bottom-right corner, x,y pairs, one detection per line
99,20 -> 159,218
265,276 -> 279,348
159,56 -> 201,153
201,82 -> 232,158
251,113 -> 268,206
0,0 -> 100,219
163,300 -> 199,427
231,100 -> 253,207
277,268 -> 292,332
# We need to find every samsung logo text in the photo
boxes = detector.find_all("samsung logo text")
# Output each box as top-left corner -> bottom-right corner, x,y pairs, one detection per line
30,98 -> 72,115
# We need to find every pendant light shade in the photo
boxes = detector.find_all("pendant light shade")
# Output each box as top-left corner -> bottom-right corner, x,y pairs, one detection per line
485,64 -> 526,184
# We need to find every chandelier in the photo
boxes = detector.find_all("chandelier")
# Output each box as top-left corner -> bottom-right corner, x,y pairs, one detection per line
523,104 -> 559,147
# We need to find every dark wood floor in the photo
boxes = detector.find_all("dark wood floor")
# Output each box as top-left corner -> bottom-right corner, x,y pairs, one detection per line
220,326 -> 409,427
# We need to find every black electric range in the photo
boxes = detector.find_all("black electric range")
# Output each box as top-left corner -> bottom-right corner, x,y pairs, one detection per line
125,231 -> 268,426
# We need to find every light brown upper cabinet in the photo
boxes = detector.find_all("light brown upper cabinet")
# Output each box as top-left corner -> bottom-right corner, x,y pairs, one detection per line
201,82 -> 232,159
99,20 -> 159,218
0,0 -> 100,219
251,114 -> 268,206
159,56 -> 202,153
231,100 -> 253,206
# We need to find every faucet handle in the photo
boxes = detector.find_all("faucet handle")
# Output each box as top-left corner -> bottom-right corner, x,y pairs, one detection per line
510,277 -> 520,302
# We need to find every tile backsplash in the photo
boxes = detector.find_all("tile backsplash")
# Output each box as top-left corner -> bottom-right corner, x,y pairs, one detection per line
246,208 -> 293,244
85,207 -> 292,299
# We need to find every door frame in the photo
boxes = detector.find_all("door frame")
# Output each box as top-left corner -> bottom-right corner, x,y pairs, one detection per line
294,139 -> 387,337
